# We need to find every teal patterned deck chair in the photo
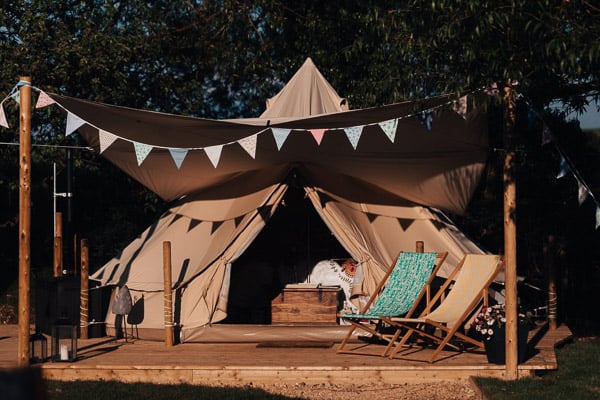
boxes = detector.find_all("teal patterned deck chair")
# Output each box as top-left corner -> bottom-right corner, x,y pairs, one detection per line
337,251 -> 447,357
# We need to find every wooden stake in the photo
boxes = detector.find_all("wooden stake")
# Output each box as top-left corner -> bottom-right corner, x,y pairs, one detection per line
18,76 -> 32,367
80,239 -> 89,339
53,212 -> 63,277
545,234 -> 558,330
163,241 -> 174,347
503,82 -> 518,379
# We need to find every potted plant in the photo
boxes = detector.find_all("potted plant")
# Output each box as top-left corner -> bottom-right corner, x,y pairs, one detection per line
471,303 -> 532,364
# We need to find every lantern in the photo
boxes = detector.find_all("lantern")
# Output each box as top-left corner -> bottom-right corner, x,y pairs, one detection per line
29,329 -> 48,363
51,323 -> 77,362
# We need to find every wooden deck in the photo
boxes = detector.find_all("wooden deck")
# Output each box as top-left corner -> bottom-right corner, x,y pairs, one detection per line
0,323 -> 572,386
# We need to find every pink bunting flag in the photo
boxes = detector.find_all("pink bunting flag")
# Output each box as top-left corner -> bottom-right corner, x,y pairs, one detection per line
204,144 -> 223,168
238,134 -> 258,159
309,129 -> 326,145
98,130 -> 118,153
35,91 -> 56,108
0,104 -> 8,128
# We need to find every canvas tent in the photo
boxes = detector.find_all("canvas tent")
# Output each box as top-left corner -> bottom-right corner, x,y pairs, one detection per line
47,58 -> 489,342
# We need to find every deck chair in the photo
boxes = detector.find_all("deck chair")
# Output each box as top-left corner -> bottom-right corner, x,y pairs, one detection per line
381,254 -> 504,363
336,251 -> 448,357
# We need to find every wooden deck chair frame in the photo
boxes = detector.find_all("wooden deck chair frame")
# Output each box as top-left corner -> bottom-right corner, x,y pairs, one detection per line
380,254 -> 504,363
336,251 -> 448,357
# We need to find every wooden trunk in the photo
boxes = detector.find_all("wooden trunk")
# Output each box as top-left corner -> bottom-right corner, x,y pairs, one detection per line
271,286 -> 343,325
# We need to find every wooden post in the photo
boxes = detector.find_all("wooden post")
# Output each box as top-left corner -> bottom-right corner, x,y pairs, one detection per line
503,82 -> 518,379
163,241 -> 174,347
17,76 -> 32,367
53,212 -> 63,277
415,241 -> 424,253
80,239 -> 89,339
545,234 -> 558,330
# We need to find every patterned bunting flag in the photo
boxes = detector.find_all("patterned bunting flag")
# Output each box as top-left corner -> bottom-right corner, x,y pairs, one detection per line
98,130 -> 118,153
344,126 -> 363,150
133,142 -> 153,166
309,129 -> 326,145
271,128 -> 291,150
169,148 -> 188,169
11,91 -> 20,104
378,118 -> 398,143
66,112 -> 86,136
204,144 -> 223,168
35,91 -> 56,108
0,104 -> 8,128
238,134 -> 258,159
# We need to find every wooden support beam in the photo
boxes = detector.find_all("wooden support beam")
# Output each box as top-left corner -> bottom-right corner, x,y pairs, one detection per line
545,234 -> 558,330
503,82 -> 518,379
53,212 -> 63,277
80,239 -> 89,339
18,76 -> 32,367
163,241 -> 174,347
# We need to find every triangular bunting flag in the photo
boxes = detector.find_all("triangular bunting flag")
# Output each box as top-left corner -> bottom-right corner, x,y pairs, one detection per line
0,104 -> 8,128
234,215 -> 245,228
238,134 -> 258,159
344,126 -> 363,150
35,91 -> 55,108
11,91 -> 20,104
556,156 -> 570,179
578,181 -> 589,205
98,130 -> 118,153
66,112 -> 86,136
309,129 -> 326,145
204,144 -> 223,168
168,213 -> 185,227
397,218 -> 415,231
258,205 -> 274,222
133,142 -> 153,166
378,119 -> 398,142
187,219 -> 203,233
211,220 -> 224,235
169,148 -> 188,169
366,213 -> 378,223
453,96 -> 468,119
271,128 -> 291,150
596,205 -> 600,230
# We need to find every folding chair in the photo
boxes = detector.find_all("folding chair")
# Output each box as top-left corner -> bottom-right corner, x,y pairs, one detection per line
336,251 -> 447,357
381,254 -> 504,363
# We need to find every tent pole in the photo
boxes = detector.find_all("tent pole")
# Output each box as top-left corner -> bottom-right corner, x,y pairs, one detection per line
163,241 -> 174,347
53,212 -> 63,277
80,239 -> 89,339
503,82 -> 519,379
17,76 -> 32,367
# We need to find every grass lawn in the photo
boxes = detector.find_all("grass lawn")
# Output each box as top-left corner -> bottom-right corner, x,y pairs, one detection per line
475,337 -> 600,399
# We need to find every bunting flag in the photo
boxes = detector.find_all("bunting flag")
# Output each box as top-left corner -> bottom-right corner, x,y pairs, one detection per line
453,96 -> 468,119
344,126 -> 363,150
0,104 -> 8,128
211,220 -> 224,234
187,219 -> 202,233
378,118 -> 398,143
484,82 -> 499,96
98,130 -> 118,153
556,156 -> 570,179
596,206 -> 600,230
238,134 -> 258,159
204,144 -> 223,168
133,142 -> 153,166
309,129 -> 326,145
417,111 -> 433,131
578,181 -> 589,205
11,91 -> 20,104
169,148 -> 188,169
66,112 -> 86,136
35,91 -> 55,108
397,218 -> 415,231
541,124 -> 553,145
271,128 -> 291,150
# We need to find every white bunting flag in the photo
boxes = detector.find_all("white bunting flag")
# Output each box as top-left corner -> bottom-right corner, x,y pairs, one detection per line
378,118 -> 398,143
309,129 -> 326,145
578,181 -> 589,205
344,126 -> 363,150
66,112 -> 86,136
11,91 -> 20,104
271,128 -> 291,150
98,130 -> 118,153
133,142 -> 153,166
596,206 -> 600,230
0,104 -> 8,128
556,156 -> 570,179
204,144 -> 223,168
35,91 -> 56,108
169,148 -> 188,169
238,134 -> 258,159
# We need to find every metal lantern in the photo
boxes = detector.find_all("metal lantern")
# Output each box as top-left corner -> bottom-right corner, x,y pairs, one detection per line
51,323 -> 77,362
29,330 -> 48,363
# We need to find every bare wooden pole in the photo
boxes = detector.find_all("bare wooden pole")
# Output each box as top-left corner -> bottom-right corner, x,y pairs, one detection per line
415,241 -> 424,253
503,82 -> 518,379
544,234 -> 558,330
163,241 -> 174,347
17,77 -> 32,367
53,212 -> 63,277
80,239 -> 89,339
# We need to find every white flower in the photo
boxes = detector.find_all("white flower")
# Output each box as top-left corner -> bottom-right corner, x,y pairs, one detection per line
487,319 -> 494,325
487,328 -> 494,336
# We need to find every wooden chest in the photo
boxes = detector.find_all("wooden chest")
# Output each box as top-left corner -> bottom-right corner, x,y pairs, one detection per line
271,285 -> 343,325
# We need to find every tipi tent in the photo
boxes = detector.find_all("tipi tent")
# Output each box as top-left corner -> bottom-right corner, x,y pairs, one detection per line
48,58 -> 489,342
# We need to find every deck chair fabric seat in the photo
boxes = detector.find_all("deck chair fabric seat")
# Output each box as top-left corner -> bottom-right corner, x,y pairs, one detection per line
336,251 -> 447,357
381,254 -> 504,363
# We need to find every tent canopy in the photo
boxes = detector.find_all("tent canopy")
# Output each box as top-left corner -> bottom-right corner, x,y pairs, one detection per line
49,58 -> 490,340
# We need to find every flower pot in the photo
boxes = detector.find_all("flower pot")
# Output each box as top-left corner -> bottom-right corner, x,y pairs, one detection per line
484,324 -> 529,364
